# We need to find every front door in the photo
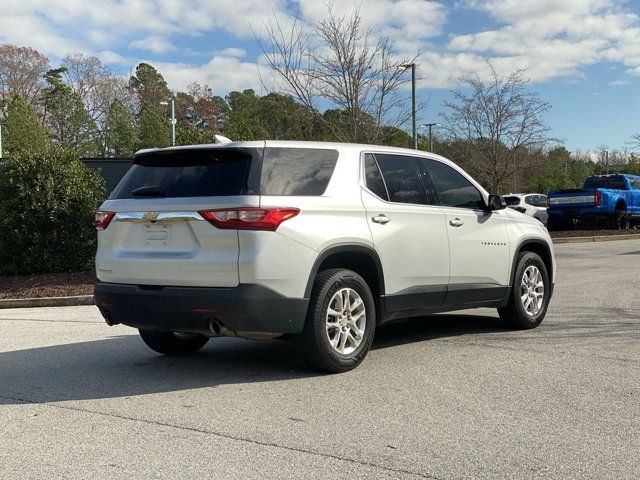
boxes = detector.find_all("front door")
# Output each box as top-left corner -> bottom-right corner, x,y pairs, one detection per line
415,157 -> 510,305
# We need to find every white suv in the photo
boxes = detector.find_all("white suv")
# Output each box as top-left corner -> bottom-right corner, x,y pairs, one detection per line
94,141 -> 555,372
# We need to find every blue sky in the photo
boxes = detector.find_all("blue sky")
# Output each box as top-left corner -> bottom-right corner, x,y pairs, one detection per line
2,0 -> 639,151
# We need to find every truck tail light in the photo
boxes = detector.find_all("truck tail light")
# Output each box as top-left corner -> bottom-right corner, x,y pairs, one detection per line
94,211 -> 115,230
594,191 -> 602,206
198,207 -> 300,231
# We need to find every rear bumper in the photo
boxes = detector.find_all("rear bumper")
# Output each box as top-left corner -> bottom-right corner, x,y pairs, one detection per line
94,282 -> 309,335
547,207 -> 608,219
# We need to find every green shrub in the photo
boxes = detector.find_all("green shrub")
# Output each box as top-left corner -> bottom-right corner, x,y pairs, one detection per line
0,148 -> 105,275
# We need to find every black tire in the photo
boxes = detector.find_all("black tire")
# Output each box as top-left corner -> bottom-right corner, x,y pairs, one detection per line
498,252 -> 550,330
139,330 -> 209,355
547,217 -> 569,231
610,210 -> 629,230
297,268 -> 376,373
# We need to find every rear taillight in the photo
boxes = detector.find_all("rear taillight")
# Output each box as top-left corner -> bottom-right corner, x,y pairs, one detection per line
94,211 -> 115,230
198,207 -> 300,231
594,191 -> 602,206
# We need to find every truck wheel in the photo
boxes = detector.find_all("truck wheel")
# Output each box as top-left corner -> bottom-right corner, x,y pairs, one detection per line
547,217 -> 568,231
139,330 -> 209,355
610,210 -> 629,230
297,268 -> 376,373
498,252 -> 550,330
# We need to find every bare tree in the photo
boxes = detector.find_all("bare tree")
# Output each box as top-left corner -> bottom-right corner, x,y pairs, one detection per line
256,6 -> 419,143
441,64 -> 554,192
62,53 -> 127,123
0,44 -> 50,118
628,133 -> 640,153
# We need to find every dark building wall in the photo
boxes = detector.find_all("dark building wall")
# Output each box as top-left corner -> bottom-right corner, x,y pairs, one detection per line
81,158 -> 133,194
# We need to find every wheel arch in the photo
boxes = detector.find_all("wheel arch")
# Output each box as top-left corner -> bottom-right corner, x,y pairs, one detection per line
506,239 -> 554,304
614,197 -> 627,211
304,244 -> 385,300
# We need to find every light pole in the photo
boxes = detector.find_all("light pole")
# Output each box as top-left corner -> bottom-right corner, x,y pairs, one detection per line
419,123 -> 441,152
160,99 -> 176,146
0,124 -> 3,159
399,63 -> 417,149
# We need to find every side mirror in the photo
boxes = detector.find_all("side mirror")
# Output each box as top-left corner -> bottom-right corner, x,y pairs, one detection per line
486,194 -> 506,211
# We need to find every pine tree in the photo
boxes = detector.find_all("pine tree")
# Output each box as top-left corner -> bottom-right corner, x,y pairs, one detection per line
44,68 -> 99,156
138,101 -> 169,149
103,100 -> 137,157
2,94 -> 49,156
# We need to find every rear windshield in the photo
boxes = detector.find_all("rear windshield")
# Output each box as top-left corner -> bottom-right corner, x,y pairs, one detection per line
503,196 -> 521,206
261,148 -> 338,196
583,176 -> 628,190
109,148 -> 259,199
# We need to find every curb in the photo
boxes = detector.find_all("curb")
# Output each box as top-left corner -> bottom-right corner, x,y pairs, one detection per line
552,234 -> 640,244
0,295 -> 95,309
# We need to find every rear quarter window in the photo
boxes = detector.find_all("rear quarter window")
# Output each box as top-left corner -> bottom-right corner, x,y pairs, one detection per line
260,148 -> 338,196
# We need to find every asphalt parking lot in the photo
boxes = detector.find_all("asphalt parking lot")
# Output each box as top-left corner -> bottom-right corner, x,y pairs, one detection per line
1,240 -> 639,479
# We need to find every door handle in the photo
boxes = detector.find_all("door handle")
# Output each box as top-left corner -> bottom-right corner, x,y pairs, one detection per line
372,214 -> 390,224
449,218 -> 464,227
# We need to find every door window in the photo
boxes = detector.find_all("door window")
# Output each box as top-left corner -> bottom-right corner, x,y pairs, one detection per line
374,154 -> 427,205
363,154 -> 389,200
418,158 -> 484,209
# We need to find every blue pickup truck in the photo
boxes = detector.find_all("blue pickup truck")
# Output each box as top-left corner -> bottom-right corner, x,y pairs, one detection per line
547,174 -> 640,230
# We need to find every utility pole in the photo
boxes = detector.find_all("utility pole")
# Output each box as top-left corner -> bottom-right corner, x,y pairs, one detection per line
161,99 -> 176,146
0,124 -> 3,159
399,63 -> 417,149
605,150 -> 609,174
420,123 -> 441,152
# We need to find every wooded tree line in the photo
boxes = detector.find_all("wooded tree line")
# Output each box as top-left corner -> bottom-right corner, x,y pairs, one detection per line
1,7 -> 639,194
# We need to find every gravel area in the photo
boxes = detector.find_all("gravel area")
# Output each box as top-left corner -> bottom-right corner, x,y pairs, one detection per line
0,271 -> 95,299
549,228 -> 640,238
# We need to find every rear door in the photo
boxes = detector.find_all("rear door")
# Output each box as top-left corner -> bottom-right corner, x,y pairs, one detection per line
96,147 -> 262,287
361,153 -> 449,311
416,157 -> 510,304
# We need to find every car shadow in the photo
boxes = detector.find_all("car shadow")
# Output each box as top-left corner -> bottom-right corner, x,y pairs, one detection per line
0,313 -> 506,404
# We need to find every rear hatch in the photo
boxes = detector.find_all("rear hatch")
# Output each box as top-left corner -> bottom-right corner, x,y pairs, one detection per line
96,146 -> 262,287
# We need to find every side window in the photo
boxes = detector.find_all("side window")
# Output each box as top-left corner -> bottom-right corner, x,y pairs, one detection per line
374,154 -> 427,205
363,154 -> 389,200
525,195 -> 546,207
633,179 -> 640,190
261,148 -> 338,196
419,158 -> 484,209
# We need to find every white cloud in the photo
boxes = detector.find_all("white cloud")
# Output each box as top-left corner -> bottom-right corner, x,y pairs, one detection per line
433,0 -> 640,87
609,79 -> 629,86
213,47 -> 247,58
1,0 -> 640,95
152,55 -> 263,94
130,36 -> 176,54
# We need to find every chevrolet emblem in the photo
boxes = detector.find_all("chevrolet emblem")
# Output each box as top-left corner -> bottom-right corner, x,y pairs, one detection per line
142,212 -> 159,222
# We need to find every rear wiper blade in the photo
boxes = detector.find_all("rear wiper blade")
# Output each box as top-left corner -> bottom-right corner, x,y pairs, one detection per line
131,185 -> 165,197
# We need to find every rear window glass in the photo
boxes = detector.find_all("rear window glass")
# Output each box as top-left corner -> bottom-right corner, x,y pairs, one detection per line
583,176 -> 628,190
260,148 -> 338,196
110,148 -> 257,199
